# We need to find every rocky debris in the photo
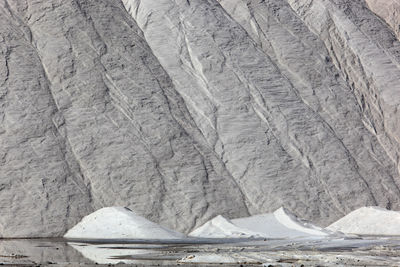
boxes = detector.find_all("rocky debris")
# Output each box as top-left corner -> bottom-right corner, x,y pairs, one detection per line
0,0 -> 400,236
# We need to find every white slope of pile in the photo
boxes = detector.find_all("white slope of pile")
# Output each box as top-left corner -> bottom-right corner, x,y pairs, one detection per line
189,215 -> 265,238
190,207 -> 328,239
273,207 -> 329,236
232,207 -> 328,238
64,207 -> 185,239
327,206 -> 400,235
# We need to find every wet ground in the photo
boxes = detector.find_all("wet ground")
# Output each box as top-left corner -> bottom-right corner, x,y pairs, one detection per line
1,236 -> 400,266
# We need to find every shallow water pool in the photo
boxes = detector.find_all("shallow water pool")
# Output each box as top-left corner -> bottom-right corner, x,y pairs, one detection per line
1,236 -> 400,266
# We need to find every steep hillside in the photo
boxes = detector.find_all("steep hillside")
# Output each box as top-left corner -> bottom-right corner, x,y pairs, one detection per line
366,0 -> 400,41
0,0 -> 400,236
0,0 -> 248,236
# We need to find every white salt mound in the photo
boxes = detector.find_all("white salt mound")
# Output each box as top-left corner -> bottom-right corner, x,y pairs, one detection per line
327,206 -> 400,235
64,207 -> 185,239
233,207 -> 329,238
190,207 -> 328,238
189,215 -> 265,238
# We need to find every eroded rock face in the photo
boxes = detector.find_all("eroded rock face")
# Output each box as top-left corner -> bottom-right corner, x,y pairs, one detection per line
1,0 -> 400,236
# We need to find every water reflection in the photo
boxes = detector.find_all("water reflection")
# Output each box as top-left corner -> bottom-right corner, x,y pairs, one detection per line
67,238 -> 250,265
1,237 -> 400,265
68,242 -> 183,264
0,238 -> 90,265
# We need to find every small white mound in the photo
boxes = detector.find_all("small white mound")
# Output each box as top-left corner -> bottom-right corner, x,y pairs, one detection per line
64,207 -> 185,239
327,206 -> 400,235
190,207 -> 328,239
273,207 -> 329,236
189,215 -> 265,238
232,207 -> 328,238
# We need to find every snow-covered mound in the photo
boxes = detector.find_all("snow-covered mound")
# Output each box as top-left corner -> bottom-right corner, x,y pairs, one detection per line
64,207 -> 185,239
327,207 -> 400,235
190,207 -> 329,238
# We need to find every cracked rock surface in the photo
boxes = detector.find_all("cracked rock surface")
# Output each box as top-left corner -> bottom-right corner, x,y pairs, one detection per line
0,0 -> 400,236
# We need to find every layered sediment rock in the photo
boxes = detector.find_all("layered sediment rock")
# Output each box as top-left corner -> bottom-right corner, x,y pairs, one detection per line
1,0 -> 400,236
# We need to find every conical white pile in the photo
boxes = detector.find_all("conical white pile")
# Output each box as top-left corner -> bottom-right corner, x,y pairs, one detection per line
188,215 -> 265,238
64,207 -> 185,239
327,207 -> 400,235
190,207 -> 329,238
68,206 -> 400,240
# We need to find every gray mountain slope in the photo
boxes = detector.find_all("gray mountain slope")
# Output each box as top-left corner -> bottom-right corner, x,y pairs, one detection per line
366,0 -> 400,41
123,0 -> 400,225
287,0 -> 400,190
1,0 -> 248,236
0,0 -> 400,236
0,0 -> 92,237
218,0 -> 400,218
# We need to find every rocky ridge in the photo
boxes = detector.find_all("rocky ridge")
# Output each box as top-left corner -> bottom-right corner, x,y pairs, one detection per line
0,0 -> 400,236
